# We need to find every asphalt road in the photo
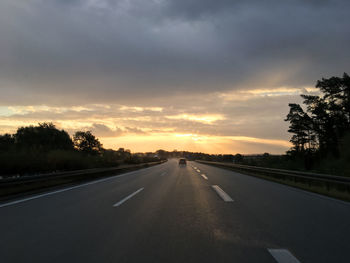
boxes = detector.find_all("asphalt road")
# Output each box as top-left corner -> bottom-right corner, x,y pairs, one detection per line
1,159 -> 349,263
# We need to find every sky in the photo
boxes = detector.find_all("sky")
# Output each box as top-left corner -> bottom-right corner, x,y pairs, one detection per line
0,0 -> 349,154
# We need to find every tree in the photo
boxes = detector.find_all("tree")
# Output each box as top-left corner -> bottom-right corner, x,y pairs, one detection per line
286,73 -> 350,161
234,153 -> 243,163
116,148 -> 131,159
299,73 -> 350,157
14,123 -> 73,152
0,134 -> 15,151
316,72 -> 350,128
262,153 -> 270,157
73,131 -> 102,154
285,103 -> 316,153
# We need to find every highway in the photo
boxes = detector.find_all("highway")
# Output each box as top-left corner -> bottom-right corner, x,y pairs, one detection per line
1,159 -> 349,263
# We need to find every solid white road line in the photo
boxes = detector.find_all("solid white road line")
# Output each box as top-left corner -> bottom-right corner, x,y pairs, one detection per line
200,174 -> 208,180
268,249 -> 301,263
113,188 -> 144,207
0,167 -> 154,208
211,185 -> 234,202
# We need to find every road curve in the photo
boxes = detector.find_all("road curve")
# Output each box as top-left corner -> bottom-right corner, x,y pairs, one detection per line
1,159 -> 349,263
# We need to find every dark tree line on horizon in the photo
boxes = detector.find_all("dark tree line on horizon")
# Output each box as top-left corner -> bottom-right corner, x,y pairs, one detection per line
0,123 -> 160,176
1,123 -> 103,155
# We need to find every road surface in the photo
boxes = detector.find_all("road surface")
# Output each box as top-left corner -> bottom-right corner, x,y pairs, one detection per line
1,159 -> 349,263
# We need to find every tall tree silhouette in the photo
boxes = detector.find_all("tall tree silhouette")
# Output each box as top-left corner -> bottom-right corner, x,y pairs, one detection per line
286,73 -> 350,159
285,104 -> 315,153
73,131 -> 102,154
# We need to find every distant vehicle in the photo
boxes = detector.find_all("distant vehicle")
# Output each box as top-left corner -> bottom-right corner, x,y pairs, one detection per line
179,158 -> 187,165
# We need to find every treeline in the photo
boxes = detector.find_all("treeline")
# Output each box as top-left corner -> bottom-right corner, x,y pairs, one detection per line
285,73 -> 350,175
155,150 -> 294,170
155,149 -> 262,165
0,123 -> 160,177
154,149 -> 235,162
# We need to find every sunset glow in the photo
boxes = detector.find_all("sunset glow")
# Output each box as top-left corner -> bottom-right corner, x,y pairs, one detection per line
101,133 -> 291,154
0,96 -> 293,154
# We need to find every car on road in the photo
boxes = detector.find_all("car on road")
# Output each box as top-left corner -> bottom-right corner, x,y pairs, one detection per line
178,158 -> 187,166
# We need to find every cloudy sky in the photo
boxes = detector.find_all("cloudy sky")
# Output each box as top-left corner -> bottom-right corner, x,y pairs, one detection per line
1,0 -> 349,154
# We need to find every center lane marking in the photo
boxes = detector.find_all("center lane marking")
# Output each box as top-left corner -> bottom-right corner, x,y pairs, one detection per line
268,249 -> 301,263
200,174 -> 208,180
113,187 -> 144,207
211,185 -> 234,202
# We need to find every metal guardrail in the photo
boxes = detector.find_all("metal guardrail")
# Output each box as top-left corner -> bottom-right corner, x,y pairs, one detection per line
0,160 -> 166,198
196,160 -> 350,190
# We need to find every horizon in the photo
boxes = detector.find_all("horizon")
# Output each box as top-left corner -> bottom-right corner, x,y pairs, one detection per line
2,122 -> 288,155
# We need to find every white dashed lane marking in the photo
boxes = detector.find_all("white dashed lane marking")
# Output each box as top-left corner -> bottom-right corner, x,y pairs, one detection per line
113,188 -> 144,207
200,174 -> 208,180
211,185 -> 234,202
268,249 -> 301,263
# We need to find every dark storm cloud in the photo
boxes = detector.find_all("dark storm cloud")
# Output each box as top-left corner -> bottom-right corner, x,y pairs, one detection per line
164,0 -> 333,18
0,0 -> 349,105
